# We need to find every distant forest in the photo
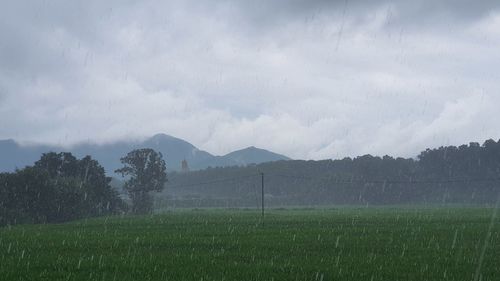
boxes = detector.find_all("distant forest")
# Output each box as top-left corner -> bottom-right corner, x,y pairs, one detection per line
162,139 -> 500,207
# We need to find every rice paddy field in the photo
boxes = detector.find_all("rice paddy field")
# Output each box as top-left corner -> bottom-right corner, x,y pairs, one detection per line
1,207 -> 499,281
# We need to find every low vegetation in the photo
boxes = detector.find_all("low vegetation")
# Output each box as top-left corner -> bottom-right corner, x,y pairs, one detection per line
1,207 -> 499,280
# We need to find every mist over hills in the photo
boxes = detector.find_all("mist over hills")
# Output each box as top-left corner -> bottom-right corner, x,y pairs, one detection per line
0,134 -> 290,174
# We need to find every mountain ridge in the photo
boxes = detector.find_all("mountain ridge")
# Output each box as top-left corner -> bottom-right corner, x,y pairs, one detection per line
0,134 -> 290,174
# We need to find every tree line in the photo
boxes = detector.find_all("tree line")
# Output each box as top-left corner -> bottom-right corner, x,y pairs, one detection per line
3,139 -> 500,224
1,149 -> 167,226
164,139 -> 500,206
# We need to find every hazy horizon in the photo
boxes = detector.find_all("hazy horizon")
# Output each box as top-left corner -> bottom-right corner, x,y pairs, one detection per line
3,132 -> 500,163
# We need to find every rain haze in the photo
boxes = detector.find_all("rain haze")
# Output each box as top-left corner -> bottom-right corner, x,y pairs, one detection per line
2,2 -> 500,281
2,0 -> 500,159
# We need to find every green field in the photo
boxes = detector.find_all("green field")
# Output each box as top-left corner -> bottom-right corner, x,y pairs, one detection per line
1,207 -> 499,281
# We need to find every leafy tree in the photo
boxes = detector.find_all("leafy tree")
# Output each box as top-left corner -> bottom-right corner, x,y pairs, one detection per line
0,152 -> 125,226
34,152 -> 79,178
115,148 -> 167,214
35,152 -> 125,219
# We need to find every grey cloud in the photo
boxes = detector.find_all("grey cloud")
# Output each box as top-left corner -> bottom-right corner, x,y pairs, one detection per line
1,1 -> 500,159
205,0 -> 500,32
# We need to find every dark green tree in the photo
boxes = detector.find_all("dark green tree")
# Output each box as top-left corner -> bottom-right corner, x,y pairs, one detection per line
34,152 -> 125,219
34,152 -> 79,178
0,169 -> 55,225
115,148 -> 167,214
1,152 -> 127,226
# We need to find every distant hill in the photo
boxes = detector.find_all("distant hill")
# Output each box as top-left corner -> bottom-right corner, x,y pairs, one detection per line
0,134 -> 290,174
223,146 -> 290,165
0,139 -> 53,172
194,146 -> 290,169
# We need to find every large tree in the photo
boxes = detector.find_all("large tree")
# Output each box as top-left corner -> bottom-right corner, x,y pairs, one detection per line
115,148 -> 167,214
0,152 -> 125,226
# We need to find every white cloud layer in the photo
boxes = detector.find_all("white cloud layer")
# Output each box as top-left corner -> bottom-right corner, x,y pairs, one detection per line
1,0 -> 500,159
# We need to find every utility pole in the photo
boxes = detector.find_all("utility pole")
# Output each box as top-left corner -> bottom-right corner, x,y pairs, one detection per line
261,172 -> 265,219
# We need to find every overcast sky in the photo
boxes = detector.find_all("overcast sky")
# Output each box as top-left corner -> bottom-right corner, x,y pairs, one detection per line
1,0 -> 500,159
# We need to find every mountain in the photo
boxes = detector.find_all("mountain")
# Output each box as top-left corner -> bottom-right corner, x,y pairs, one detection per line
224,146 -> 290,164
0,134 -> 290,174
0,139 -> 54,172
197,146 -> 290,168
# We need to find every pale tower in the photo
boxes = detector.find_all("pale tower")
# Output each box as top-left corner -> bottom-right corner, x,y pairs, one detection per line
181,159 -> 190,173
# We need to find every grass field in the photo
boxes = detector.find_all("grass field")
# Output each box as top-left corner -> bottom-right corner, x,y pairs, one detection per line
1,207 -> 499,281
